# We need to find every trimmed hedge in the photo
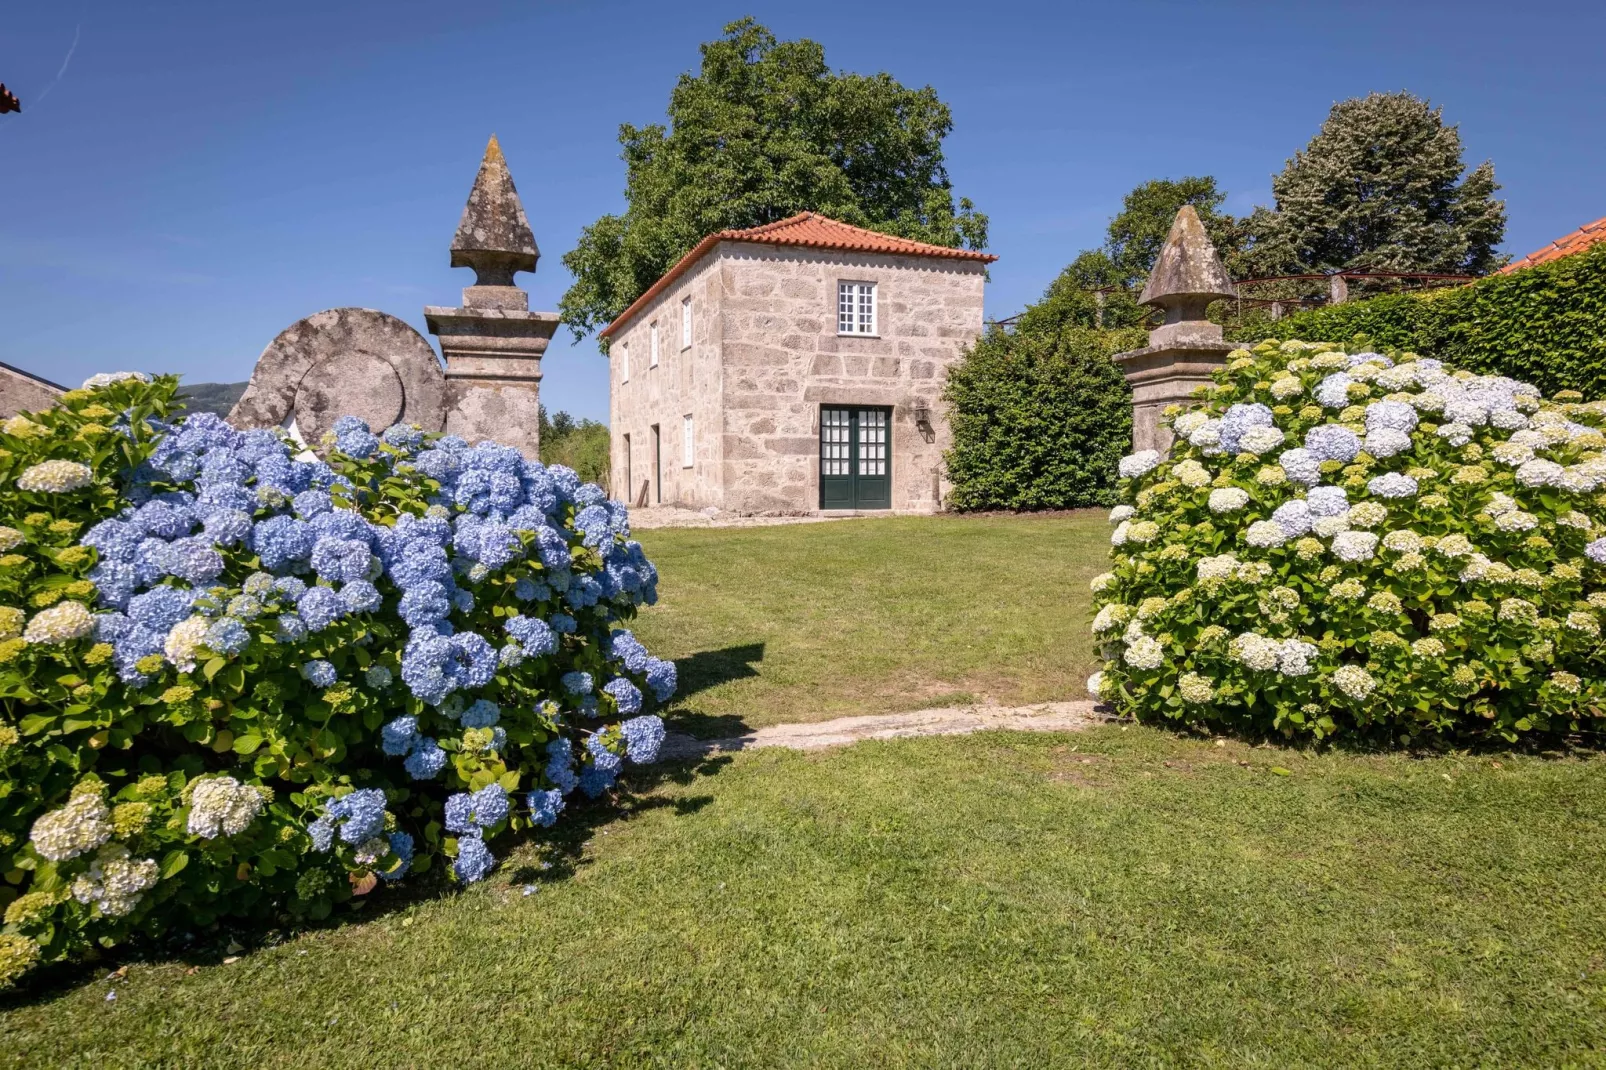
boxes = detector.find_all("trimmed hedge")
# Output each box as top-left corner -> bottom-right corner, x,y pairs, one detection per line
1244,243 -> 1606,399
943,326 -> 1145,511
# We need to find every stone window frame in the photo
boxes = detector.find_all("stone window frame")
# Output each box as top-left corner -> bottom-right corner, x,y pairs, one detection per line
680,297 -> 693,351
837,280 -> 878,337
682,413 -> 695,468
650,321 -> 660,367
620,341 -> 629,383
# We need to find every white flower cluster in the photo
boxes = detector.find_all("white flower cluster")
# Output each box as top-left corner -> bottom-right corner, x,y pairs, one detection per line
1178,672 -> 1215,703
164,615 -> 211,673
1330,665 -> 1376,700
30,791 -> 114,862
21,601 -> 95,645
1208,487 -> 1249,514
1123,634 -> 1164,670
1231,633 -> 1317,677
1118,451 -> 1161,479
1093,339 -> 1606,738
70,844 -> 159,917
186,776 -> 267,839
16,460 -> 93,493
80,371 -> 151,389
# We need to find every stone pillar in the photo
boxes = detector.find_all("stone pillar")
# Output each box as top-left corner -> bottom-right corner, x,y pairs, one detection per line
1112,205 -> 1238,454
424,136 -> 558,458
1329,273 -> 1349,306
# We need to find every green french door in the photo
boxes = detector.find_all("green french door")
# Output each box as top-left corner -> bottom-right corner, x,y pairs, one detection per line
820,406 -> 891,510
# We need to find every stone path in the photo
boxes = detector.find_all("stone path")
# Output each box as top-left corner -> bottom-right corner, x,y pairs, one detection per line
660,700 -> 1107,760
627,506 -> 856,530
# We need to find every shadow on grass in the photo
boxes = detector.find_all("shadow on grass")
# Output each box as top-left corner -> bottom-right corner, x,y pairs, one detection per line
664,643 -> 765,739
674,643 -> 764,700
2,751 -> 737,1009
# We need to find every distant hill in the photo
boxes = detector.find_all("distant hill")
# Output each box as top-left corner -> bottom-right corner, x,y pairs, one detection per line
178,381 -> 247,418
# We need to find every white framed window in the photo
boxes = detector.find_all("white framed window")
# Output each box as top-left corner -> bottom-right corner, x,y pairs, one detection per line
837,281 -> 877,335
620,342 -> 629,383
650,321 -> 660,367
682,414 -> 695,468
681,297 -> 693,349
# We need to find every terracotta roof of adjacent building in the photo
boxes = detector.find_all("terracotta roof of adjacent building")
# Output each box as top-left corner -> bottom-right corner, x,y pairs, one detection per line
1499,216 -> 1606,274
599,212 -> 996,339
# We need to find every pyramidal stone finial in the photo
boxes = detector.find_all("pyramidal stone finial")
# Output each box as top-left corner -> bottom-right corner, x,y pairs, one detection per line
1137,204 -> 1236,323
1112,204 -> 1241,455
450,135 -> 539,287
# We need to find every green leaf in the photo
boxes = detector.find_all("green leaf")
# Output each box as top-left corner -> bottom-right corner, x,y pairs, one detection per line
18,713 -> 54,736
160,851 -> 190,879
203,657 -> 227,681
232,733 -> 264,755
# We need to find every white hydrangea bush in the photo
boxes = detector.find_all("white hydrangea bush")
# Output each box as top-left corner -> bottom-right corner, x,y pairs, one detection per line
1088,340 -> 1606,741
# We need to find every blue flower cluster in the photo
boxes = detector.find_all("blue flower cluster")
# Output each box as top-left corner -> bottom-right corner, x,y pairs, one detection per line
379,714 -> 448,780
308,788 -> 390,851
620,715 -> 667,764
444,784 -> 512,884
73,401 -> 679,889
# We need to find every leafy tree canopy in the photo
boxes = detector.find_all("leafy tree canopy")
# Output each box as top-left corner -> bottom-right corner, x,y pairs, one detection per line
560,18 -> 988,341
1248,91 -> 1507,276
1024,177 -> 1244,332
539,405 -> 610,489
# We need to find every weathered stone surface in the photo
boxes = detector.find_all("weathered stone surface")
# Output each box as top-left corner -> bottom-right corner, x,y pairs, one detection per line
0,360 -> 64,418
1117,205 -> 1240,453
1137,204 -> 1236,325
229,308 -> 447,445
425,136 -> 557,459
297,351 -> 405,432
660,700 -> 1101,759
444,379 -> 544,451
450,135 -> 538,287
608,245 -> 986,513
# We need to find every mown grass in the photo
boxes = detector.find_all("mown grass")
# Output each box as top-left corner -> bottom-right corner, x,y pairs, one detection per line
632,512 -> 1109,733
5,727 -> 1605,1067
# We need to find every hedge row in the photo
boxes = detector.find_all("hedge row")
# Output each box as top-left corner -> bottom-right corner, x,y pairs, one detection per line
1243,243 -> 1606,399
943,326 -> 1145,512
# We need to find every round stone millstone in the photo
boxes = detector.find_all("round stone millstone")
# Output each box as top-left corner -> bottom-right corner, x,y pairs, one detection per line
293,351 -> 405,444
228,307 -> 447,446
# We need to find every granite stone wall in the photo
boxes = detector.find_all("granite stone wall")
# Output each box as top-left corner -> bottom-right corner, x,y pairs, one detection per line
0,361 -> 65,419
608,244 -> 987,514
608,254 -> 725,508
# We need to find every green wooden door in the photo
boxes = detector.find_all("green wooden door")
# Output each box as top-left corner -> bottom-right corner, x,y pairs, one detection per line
819,406 -> 892,510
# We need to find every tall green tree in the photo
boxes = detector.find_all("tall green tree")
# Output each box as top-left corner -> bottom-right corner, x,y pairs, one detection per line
1248,91 -> 1507,276
1103,176 -> 1247,285
1029,176 -> 1244,331
559,18 -> 988,340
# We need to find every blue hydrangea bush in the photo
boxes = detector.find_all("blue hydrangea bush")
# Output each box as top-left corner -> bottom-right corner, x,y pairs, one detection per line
0,374 -> 674,988
1089,340 -> 1606,742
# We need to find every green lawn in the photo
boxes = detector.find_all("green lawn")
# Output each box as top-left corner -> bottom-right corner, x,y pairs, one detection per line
5,728 -> 1604,1067
8,513 -> 1606,1065
632,512 -> 1109,733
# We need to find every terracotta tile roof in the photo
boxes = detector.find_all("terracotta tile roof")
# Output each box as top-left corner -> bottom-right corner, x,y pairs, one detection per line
1499,216 -> 1606,274
599,212 -> 996,339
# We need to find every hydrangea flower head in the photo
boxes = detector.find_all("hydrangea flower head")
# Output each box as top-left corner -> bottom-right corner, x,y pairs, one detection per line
1117,451 -> 1161,480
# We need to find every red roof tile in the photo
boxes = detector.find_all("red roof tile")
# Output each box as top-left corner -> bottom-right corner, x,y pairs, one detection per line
599,212 -> 996,339
1499,216 -> 1606,274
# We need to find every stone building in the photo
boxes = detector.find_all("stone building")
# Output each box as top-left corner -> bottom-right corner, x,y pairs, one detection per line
600,213 -> 994,513
0,360 -> 63,419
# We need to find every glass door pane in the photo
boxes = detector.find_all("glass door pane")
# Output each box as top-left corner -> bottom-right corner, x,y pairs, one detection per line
820,407 -> 854,509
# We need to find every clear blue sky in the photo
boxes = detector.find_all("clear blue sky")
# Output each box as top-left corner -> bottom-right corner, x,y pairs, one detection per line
4,0 -> 1603,422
